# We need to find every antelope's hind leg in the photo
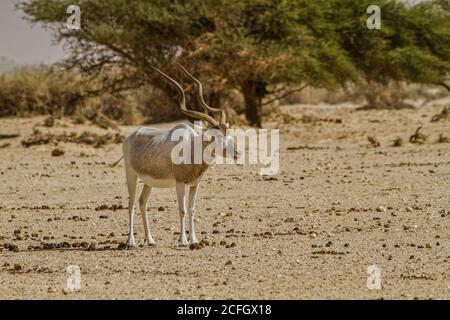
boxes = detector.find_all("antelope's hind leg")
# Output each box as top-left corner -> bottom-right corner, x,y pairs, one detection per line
139,184 -> 156,246
125,167 -> 138,248
175,182 -> 188,247
187,184 -> 200,245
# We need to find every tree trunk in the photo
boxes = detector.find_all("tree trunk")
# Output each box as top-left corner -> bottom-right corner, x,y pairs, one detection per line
242,80 -> 266,127
208,91 -> 222,108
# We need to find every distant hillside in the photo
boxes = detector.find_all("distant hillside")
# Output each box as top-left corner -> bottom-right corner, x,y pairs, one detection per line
0,57 -> 16,73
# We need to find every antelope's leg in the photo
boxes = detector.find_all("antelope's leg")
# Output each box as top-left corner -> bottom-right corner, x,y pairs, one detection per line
187,184 -> 200,244
139,184 -> 155,246
125,168 -> 138,247
176,182 -> 188,247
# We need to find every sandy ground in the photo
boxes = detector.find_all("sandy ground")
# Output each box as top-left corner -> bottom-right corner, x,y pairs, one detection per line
0,102 -> 449,300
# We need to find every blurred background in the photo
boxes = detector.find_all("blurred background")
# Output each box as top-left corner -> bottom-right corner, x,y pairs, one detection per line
0,0 -> 449,128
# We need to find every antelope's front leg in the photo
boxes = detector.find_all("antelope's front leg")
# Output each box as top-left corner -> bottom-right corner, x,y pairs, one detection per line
175,182 -> 188,247
139,185 -> 155,246
187,184 -> 200,245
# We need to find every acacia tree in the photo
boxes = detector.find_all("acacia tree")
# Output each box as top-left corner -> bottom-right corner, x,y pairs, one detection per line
20,0 -> 450,125
328,0 -> 450,106
186,0 -> 359,126
19,0 -> 359,126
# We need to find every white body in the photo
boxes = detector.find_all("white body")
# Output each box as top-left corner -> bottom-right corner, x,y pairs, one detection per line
123,123 -> 213,247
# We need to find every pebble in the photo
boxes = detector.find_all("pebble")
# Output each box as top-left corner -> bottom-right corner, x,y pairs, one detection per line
309,233 -> 317,239
405,207 -> 413,212
377,206 -> 387,212
62,288 -> 72,295
117,243 -> 127,250
189,243 -> 203,250
51,148 -> 64,157
225,260 -> 233,266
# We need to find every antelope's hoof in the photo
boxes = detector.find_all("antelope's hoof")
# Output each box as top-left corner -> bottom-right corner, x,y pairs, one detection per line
179,241 -> 189,247
127,238 -> 137,248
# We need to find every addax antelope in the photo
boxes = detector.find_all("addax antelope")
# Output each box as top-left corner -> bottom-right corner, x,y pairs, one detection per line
121,65 -> 241,248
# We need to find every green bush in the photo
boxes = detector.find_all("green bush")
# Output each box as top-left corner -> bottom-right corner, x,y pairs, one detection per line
0,66 -> 83,117
0,66 -> 186,125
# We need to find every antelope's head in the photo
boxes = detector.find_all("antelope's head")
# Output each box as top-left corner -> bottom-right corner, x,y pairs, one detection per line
153,64 -> 242,161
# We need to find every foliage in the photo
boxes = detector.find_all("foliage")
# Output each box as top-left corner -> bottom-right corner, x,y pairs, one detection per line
16,0 -> 450,125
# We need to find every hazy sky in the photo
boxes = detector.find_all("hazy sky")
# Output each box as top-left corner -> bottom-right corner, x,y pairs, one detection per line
0,0 -> 66,65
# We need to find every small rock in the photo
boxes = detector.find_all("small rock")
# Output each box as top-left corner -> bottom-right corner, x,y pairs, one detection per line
405,207 -> 413,212
158,207 -> 165,212
51,148 -> 64,157
377,206 -> 387,212
225,260 -> 233,266
117,243 -> 127,250
189,243 -> 203,250
62,288 -> 72,295
13,263 -> 22,271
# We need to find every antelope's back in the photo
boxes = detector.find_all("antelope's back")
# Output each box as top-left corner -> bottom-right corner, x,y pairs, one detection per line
124,127 -> 176,181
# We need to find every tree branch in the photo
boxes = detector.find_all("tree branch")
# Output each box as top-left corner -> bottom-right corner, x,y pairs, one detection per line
261,85 -> 308,106
440,82 -> 450,92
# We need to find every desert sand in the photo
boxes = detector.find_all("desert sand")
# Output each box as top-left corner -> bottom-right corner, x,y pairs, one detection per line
0,103 -> 449,299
